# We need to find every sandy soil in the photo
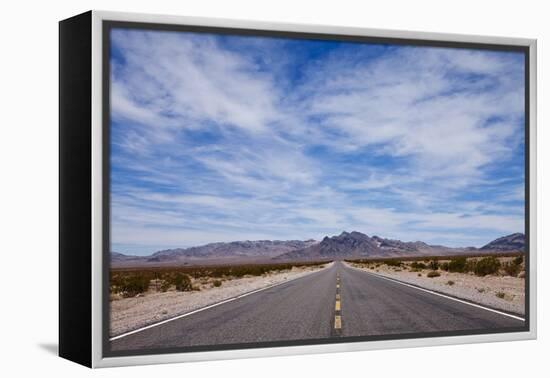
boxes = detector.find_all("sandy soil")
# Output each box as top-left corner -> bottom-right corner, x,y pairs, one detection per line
347,262 -> 525,316
110,263 -> 330,337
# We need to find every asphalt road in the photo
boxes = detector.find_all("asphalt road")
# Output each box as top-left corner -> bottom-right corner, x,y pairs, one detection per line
110,261 -> 524,352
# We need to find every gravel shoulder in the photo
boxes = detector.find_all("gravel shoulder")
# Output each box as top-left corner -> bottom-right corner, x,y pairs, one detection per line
110,263 -> 331,337
346,262 -> 525,316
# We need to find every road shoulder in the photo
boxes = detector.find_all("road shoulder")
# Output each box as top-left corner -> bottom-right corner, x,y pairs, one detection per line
344,261 -> 525,318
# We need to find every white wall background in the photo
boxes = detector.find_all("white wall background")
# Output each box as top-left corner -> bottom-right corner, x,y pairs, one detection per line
0,0 -> 546,376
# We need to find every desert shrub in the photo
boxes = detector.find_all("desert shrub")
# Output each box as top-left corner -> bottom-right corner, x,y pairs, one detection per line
500,255 -> 523,277
440,262 -> 450,271
496,291 -> 506,299
466,259 -> 478,272
474,256 -> 501,276
172,273 -> 192,292
109,261 -> 328,295
446,280 -> 455,286
213,279 -> 222,287
159,280 -> 171,292
503,261 -> 521,277
417,273 -> 422,277
428,260 -> 439,270
115,274 -> 150,297
383,260 -> 402,267
448,257 -> 468,273
410,262 -> 426,270
427,271 -> 440,278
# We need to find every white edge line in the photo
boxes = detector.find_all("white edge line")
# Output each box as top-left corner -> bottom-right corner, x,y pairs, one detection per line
346,264 -> 525,322
110,263 -> 333,341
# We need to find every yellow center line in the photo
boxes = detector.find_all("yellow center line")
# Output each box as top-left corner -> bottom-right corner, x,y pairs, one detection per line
334,315 -> 342,329
334,273 -> 342,331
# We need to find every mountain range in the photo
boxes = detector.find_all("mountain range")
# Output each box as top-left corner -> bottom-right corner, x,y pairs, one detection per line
144,240 -> 317,263
479,233 -> 526,251
111,232 -> 525,267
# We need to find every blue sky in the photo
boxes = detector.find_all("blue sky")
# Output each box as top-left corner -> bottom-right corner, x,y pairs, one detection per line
109,28 -> 525,255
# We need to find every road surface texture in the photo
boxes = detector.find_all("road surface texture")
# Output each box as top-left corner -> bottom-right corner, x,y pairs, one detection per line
110,261 -> 524,351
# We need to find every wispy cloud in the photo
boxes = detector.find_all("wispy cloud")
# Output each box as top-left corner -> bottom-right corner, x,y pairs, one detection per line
109,29 -> 525,255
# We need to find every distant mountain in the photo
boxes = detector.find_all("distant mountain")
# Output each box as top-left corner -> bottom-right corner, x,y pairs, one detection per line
274,231 -> 525,261
275,231 -> 438,261
111,232 -> 525,267
111,252 -> 145,266
111,239 -> 318,267
480,233 -> 525,251
111,252 -> 144,262
275,231 -> 377,261
148,239 -> 318,263
372,235 -> 431,254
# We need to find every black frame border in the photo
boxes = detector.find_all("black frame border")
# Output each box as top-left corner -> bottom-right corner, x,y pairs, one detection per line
59,11 -> 93,367
101,19 -> 531,359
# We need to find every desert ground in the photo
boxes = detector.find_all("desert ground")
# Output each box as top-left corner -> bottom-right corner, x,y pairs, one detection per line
110,262 -> 330,337
346,255 -> 525,315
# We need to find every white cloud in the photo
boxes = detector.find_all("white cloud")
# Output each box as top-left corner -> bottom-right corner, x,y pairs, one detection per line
303,47 -> 524,185
111,30 -> 280,134
109,31 -> 525,254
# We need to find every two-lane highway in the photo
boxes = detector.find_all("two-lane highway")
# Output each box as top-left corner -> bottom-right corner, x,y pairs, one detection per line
110,261 -> 524,351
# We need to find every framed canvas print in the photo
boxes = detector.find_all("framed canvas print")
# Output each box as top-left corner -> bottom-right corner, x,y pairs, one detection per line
59,10 -> 537,368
